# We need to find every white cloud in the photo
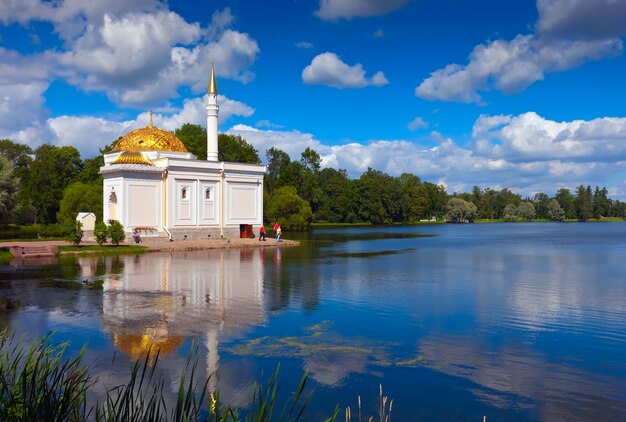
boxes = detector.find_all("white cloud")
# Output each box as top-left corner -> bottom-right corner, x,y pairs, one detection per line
471,111 -> 626,162
315,0 -> 408,20
373,29 -> 384,38
536,0 -> 626,39
302,52 -> 389,88
228,112 -> 626,199
416,35 -> 622,103
407,117 -> 428,131
295,41 -> 314,49
56,10 -> 259,106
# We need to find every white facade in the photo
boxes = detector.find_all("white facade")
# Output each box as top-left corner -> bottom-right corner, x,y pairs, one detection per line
100,69 -> 265,239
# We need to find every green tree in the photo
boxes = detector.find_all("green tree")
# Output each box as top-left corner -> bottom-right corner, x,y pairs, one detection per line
266,186 -> 313,231
547,199 -> 565,221
574,185 -> 593,221
517,201 -> 536,221
107,220 -> 126,245
265,147 -> 291,194
26,145 -> 82,224
94,221 -> 108,246
555,188 -> 576,219
175,123 -> 206,159
0,154 -> 19,223
592,186 -> 610,218
533,193 -> 550,219
445,198 -> 478,223
503,204 -> 518,221
57,182 -> 103,224
65,220 -> 83,246
77,156 -> 104,184
355,168 -> 389,224
316,167 -> 355,222
397,173 -> 421,222
218,134 -> 260,164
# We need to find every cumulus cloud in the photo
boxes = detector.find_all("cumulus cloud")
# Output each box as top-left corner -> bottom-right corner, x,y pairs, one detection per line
536,0 -> 626,39
302,52 -> 389,88
228,112 -> 626,199
416,0 -> 626,103
407,117 -> 428,131
56,9 -> 259,106
315,0 -> 408,20
416,35 -> 622,103
2,4 -> 260,107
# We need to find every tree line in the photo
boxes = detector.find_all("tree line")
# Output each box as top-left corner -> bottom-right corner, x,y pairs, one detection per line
1,122 -> 625,231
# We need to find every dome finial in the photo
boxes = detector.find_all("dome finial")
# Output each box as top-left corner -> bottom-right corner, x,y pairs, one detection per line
149,111 -> 153,127
208,63 -> 218,95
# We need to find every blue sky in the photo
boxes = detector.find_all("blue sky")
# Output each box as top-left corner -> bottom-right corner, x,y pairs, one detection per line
2,0 -> 626,198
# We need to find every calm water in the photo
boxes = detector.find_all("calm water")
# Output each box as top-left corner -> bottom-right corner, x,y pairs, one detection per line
2,223 -> 626,420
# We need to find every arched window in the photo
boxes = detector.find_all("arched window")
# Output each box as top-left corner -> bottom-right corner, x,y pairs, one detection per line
205,188 -> 211,200
181,187 -> 187,200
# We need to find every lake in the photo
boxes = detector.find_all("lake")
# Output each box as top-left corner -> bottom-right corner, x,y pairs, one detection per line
1,223 -> 626,420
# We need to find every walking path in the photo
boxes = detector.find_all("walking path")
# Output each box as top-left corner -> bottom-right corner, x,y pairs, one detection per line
1,237 -> 299,254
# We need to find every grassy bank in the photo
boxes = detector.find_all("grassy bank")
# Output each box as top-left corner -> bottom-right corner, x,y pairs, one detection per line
58,245 -> 147,256
0,331 -> 394,421
0,249 -> 12,265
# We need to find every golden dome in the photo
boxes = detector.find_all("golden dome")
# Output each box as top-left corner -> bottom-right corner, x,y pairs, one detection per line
113,330 -> 184,364
113,122 -> 188,153
112,150 -> 154,166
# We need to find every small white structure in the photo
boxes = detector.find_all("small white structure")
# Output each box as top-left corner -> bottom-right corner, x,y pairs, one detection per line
76,212 -> 96,231
100,66 -> 265,239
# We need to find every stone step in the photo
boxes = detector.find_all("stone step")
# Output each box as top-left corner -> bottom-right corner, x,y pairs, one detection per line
9,245 -> 58,258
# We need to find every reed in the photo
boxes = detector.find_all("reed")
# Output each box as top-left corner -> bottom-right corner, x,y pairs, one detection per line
0,330 -> 93,421
0,331 -> 347,421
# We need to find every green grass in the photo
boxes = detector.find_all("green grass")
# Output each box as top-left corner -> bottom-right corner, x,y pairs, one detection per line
58,245 -> 147,256
0,248 -> 13,265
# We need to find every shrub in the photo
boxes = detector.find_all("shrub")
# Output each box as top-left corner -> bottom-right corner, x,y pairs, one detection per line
65,220 -> 83,246
94,221 -> 108,246
266,186 -> 313,231
107,220 -> 126,246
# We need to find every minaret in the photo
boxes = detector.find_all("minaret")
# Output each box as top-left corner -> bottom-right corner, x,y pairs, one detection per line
206,63 -> 219,161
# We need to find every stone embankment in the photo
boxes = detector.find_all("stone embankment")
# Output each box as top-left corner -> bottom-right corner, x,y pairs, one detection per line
139,237 -> 299,252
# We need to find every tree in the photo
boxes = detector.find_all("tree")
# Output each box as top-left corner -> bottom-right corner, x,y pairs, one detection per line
94,221 -> 108,246
266,186 -> 313,231
517,201 -> 536,221
574,185 -> 593,221
555,188 -> 576,219
547,199 -> 565,221
0,154 -> 19,223
26,145 -> 82,224
503,204 -> 518,221
107,220 -> 126,245
65,220 -> 83,246
77,156 -> 104,184
445,198 -> 477,223
175,123 -> 206,159
218,134 -> 261,164
265,147 -> 291,195
592,186 -> 610,218
316,167 -> 355,222
57,182 -> 103,225
533,193 -> 550,219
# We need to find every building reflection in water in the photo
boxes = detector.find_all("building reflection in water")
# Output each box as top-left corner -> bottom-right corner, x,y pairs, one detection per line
77,248 -> 266,393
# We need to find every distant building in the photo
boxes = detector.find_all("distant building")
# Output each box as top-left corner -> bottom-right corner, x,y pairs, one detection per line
76,212 -> 96,231
100,66 -> 265,239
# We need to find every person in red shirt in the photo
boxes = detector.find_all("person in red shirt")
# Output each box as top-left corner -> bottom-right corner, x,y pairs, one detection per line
259,226 -> 266,241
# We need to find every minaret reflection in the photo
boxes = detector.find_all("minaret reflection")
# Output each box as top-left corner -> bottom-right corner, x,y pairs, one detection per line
86,248 -> 266,389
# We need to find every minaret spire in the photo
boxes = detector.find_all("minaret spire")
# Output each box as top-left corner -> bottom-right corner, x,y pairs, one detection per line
208,63 -> 218,95
206,63 -> 219,161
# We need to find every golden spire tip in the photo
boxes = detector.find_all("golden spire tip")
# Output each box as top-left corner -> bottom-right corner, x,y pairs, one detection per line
208,63 -> 218,95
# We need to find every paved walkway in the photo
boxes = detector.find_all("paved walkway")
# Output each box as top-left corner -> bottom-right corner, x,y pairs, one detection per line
0,238 -> 298,253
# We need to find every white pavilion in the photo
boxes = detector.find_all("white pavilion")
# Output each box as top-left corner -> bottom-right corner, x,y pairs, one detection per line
100,66 -> 265,240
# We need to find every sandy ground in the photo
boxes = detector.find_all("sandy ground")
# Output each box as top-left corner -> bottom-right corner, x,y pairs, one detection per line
0,237 -> 299,253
